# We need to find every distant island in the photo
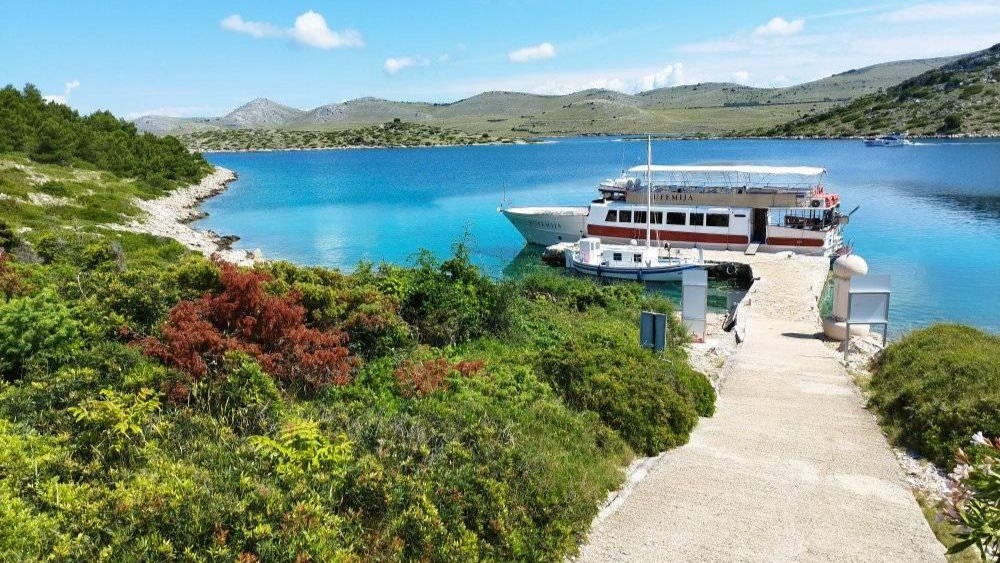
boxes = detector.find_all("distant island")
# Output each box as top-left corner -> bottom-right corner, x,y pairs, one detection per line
136,43 -> 1000,152
179,120 -> 522,152
135,54 -> 963,141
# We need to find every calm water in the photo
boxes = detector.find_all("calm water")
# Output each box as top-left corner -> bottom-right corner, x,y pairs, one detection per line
201,138 -> 1000,335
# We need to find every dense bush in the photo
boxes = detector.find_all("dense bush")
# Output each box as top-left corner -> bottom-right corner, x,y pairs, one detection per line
391,246 -> 514,347
0,84 -> 208,186
142,262 -> 358,396
868,324 -> 1000,468
0,291 -> 82,379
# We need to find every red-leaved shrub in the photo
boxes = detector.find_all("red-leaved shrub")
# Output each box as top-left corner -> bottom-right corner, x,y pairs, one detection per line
0,253 -> 22,299
393,357 -> 485,398
142,262 -> 357,394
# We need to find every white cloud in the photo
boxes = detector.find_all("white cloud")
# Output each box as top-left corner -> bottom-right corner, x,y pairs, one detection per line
290,11 -> 363,49
638,63 -> 686,91
124,106 -> 218,120
43,80 -> 81,106
731,70 -> 751,84
383,56 -> 430,75
508,42 -> 556,63
220,14 -> 282,38
754,17 -> 805,36
879,1 -> 1000,22
220,11 -> 363,49
447,62 -> 692,96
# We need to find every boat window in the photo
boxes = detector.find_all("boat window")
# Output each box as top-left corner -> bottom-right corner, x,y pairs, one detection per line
612,252 -> 622,261
633,253 -> 642,263
605,210 -> 617,222
650,211 -> 663,224
618,210 -> 632,223
706,213 -> 730,227
666,212 -> 685,225
633,211 -> 647,223
689,213 -> 705,226
769,208 -> 829,230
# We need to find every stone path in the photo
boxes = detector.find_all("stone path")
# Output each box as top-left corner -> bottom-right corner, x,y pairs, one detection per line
576,253 -> 944,563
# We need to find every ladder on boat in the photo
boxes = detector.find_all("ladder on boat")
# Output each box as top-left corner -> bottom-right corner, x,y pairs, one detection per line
745,243 -> 760,256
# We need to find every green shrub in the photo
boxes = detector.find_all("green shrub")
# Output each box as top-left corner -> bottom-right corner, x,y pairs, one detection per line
868,324 -> 1000,467
0,291 -> 82,378
537,337 -> 700,454
397,244 -> 513,346
942,114 -> 964,132
68,387 -> 160,465
197,353 -> 283,434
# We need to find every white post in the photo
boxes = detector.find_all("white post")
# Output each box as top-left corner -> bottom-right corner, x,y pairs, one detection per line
682,268 -> 708,342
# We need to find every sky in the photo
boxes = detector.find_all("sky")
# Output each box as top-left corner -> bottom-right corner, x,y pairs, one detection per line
3,0 -> 1000,118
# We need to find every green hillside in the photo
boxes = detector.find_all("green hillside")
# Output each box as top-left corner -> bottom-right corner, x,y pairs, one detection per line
759,44 -> 1000,137
135,54 -> 960,138
179,121 -> 517,152
0,84 -> 715,561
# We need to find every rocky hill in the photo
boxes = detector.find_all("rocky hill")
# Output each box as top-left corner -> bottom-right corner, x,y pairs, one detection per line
761,44 -> 1000,137
133,53 -> 965,137
216,97 -> 306,128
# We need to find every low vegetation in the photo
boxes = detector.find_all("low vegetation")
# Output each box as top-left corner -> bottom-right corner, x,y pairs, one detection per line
868,324 -> 999,562
756,43 -> 1000,137
0,83 -> 715,561
868,324 -> 999,469
944,436 -> 1000,562
179,120 -> 519,152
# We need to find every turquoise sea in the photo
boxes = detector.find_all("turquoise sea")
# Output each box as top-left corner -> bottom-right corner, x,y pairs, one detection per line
201,138 -> 1000,335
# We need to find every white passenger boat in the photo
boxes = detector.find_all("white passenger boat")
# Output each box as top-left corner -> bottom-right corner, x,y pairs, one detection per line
500,160 -> 848,257
562,138 -> 705,281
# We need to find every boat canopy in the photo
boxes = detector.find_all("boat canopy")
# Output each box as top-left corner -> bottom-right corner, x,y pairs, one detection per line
626,165 -> 826,176
625,164 -> 826,191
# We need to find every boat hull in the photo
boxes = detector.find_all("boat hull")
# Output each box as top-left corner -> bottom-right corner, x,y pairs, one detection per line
499,206 -> 588,246
569,260 -> 702,281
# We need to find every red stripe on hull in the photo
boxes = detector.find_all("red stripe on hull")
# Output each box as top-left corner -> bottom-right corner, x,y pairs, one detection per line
766,236 -> 825,247
587,225 -> 748,245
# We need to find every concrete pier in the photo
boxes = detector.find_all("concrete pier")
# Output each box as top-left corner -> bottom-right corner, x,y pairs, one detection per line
576,251 -> 944,563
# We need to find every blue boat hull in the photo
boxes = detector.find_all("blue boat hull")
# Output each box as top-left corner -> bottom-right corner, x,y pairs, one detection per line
570,261 -> 702,281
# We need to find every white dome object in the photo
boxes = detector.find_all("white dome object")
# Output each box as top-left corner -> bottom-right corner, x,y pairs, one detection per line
832,254 -> 868,278
822,318 -> 871,341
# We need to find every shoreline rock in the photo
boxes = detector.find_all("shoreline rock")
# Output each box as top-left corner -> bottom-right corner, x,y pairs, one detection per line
110,166 -> 260,266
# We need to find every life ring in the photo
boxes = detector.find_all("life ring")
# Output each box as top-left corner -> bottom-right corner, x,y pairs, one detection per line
725,264 -> 736,276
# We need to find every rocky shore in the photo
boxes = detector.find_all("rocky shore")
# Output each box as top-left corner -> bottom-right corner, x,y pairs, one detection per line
115,166 -> 261,266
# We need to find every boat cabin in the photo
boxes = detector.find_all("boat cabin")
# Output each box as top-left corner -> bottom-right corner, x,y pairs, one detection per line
588,165 -> 846,254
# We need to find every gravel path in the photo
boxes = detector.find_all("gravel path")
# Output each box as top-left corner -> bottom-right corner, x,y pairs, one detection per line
576,252 -> 944,563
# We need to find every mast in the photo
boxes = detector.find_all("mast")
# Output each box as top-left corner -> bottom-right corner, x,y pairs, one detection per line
646,135 -> 652,248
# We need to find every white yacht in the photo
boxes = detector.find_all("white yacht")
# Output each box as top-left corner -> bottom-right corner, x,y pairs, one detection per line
864,133 -> 909,147
500,162 -> 848,257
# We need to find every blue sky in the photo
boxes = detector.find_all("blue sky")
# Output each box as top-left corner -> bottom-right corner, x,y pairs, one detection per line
3,0 -> 1000,118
